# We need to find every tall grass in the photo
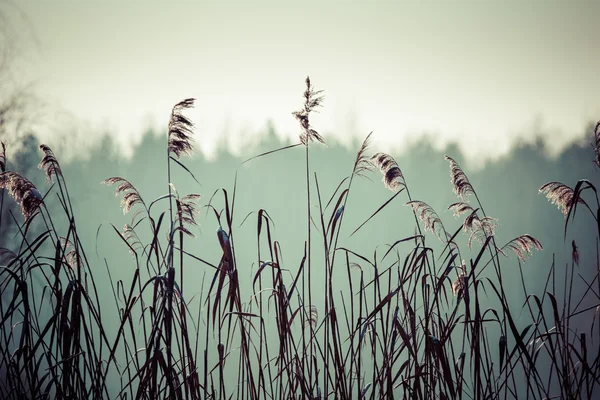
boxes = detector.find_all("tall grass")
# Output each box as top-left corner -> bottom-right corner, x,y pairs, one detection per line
0,78 -> 599,399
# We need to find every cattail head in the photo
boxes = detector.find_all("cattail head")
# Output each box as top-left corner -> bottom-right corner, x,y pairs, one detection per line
0,171 -> 43,220
293,76 -> 325,146
539,182 -> 582,216
445,156 -> 474,200
168,98 -> 195,158
370,152 -> 406,192
38,144 -> 62,182
102,177 -> 145,214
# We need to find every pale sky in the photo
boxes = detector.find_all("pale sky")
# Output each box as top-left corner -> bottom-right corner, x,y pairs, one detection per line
8,0 -> 600,162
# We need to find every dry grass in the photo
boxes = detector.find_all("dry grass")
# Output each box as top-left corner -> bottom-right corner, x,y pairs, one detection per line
0,80 -> 599,400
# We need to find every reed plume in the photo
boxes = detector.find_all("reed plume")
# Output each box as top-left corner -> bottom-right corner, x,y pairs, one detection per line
352,132 -> 373,179
572,240 -> 579,266
0,171 -> 43,220
123,224 -> 142,253
59,237 -> 80,270
38,144 -> 62,182
293,76 -> 325,145
500,234 -> 543,261
448,202 -> 474,217
406,200 -> 446,240
168,98 -> 196,158
175,193 -> 201,237
539,181 -> 582,216
370,152 -> 406,192
445,156 -> 474,200
462,209 -> 497,248
306,305 -> 318,329
0,141 -> 6,172
452,263 -> 469,303
102,177 -> 146,214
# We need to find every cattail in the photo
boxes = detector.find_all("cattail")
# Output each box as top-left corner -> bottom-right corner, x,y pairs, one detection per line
0,171 -> 43,220
102,177 -> 145,214
539,182 -> 582,216
168,98 -> 195,158
293,76 -> 325,146
370,152 -> 406,192
38,144 -> 62,182
501,234 -> 543,261
445,156 -> 474,200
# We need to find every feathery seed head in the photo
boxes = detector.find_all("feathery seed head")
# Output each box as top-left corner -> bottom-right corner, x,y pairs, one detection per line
593,120 -> 600,168
501,234 -> 543,262
293,76 -> 325,146
168,98 -> 196,158
572,240 -> 579,266
102,177 -> 145,214
406,200 -> 447,242
448,202 -> 474,217
352,132 -> 373,179
445,155 -> 474,200
370,153 -> 406,192
38,144 -> 62,182
539,181 -> 582,216
0,142 -> 6,172
0,171 -> 43,220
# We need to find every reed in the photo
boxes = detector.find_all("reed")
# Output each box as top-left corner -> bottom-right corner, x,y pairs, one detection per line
0,80 -> 598,400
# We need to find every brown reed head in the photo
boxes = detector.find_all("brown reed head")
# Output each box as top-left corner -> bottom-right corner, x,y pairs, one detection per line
370,152 -> 406,192
293,76 -> 325,146
168,98 -> 196,158
0,171 -> 43,220
38,144 -> 62,182
539,181 -> 583,216
102,177 -> 146,214
445,155 -> 474,200
0,142 -> 6,173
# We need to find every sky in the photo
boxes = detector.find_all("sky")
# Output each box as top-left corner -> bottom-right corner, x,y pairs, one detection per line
6,0 -> 600,162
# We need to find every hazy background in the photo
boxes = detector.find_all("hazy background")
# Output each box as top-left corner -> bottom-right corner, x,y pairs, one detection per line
1,2 -> 599,395
4,0 -> 600,164
2,123 -> 598,311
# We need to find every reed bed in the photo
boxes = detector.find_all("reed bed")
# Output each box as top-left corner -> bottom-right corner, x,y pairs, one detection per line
0,79 -> 599,399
